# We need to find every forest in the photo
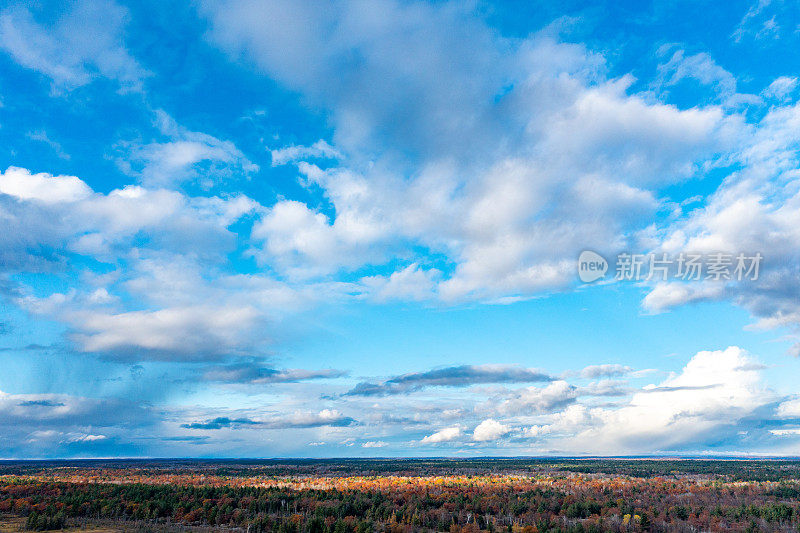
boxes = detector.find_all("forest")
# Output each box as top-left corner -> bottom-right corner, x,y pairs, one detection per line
1,459 -> 800,532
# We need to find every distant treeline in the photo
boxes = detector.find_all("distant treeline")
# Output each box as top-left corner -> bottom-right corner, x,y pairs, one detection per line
3,458 -> 800,481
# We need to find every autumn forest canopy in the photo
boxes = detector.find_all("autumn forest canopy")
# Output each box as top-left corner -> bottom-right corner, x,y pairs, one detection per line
2,459 -> 800,532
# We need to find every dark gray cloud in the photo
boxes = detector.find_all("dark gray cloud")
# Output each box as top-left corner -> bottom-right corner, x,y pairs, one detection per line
642,384 -> 722,393
0,393 -> 152,429
161,436 -> 211,443
734,362 -> 769,372
200,360 -> 346,384
18,400 -> 66,407
181,410 -> 357,430
0,343 -> 55,353
181,417 -> 261,430
345,364 -> 552,397
0,391 -> 156,459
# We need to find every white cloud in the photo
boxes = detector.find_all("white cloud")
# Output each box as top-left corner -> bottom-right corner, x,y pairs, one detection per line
0,167 -> 91,204
536,347 -> 776,453
655,47 -> 739,100
770,429 -> 800,436
65,433 -> 108,443
203,0 -> 735,303
17,263 -> 337,361
361,440 -> 388,448
271,140 -> 341,166
360,264 -> 440,301
276,409 -> 354,428
733,0 -> 784,43
26,130 -> 70,160
0,168 -> 259,261
648,101 -> 800,352
0,0 -> 148,91
252,200 -> 345,273
498,381 -> 577,415
525,404 -> 592,439
763,76 -> 797,102
579,364 -> 632,379
71,305 -> 262,359
420,426 -> 461,444
777,398 -> 800,418
251,197 -> 388,278
472,419 -> 510,442
0,166 -> 334,361
642,283 -> 726,314
118,110 -> 258,188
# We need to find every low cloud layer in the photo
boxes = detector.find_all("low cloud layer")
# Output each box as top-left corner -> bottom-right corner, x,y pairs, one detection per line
181,410 -> 357,431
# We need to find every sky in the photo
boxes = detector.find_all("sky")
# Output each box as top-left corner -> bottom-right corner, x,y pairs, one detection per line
1,0 -> 800,459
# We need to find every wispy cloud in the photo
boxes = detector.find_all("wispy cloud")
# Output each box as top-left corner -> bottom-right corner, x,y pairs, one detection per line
200,361 -> 346,384
345,365 -> 552,397
0,0 -> 148,91
181,410 -> 357,430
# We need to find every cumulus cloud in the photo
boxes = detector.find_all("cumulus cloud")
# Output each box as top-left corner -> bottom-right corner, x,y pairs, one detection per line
498,381 -> 578,415
777,398 -> 800,418
530,347 -> 778,453
420,426 -> 462,444
647,100 -> 800,353
201,0 -> 735,303
117,110 -> 258,188
472,419 -> 510,442
0,166 -> 316,361
596,347 -> 773,450
250,198 -> 387,278
0,166 -> 91,204
70,306 -> 263,360
360,264 -> 440,302
0,167 -> 258,262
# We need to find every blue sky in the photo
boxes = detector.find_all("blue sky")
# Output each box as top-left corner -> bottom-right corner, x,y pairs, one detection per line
1,0 -> 800,458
